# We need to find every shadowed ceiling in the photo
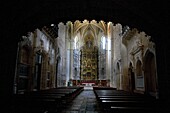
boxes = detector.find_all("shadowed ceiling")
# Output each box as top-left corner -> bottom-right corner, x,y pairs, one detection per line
2,0 -> 169,40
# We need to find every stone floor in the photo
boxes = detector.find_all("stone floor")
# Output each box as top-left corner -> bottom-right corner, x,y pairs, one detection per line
61,88 -> 103,113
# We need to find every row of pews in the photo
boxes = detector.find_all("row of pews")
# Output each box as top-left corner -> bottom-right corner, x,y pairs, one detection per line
11,86 -> 84,113
93,87 -> 159,113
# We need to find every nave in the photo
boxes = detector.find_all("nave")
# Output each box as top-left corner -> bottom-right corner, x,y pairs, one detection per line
62,87 -> 102,113
11,86 -> 160,113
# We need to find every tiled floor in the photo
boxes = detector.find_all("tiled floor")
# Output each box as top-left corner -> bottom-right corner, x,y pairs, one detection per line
61,88 -> 103,113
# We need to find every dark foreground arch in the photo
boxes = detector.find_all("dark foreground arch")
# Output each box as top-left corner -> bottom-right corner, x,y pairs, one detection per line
1,0 -> 170,112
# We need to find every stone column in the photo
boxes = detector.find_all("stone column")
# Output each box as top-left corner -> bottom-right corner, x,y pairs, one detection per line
70,40 -> 74,80
69,22 -> 74,86
111,34 -> 114,87
113,24 -> 123,89
53,47 -> 57,88
29,32 -> 35,91
13,41 -> 20,94
106,22 -> 112,87
106,42 -> 111,86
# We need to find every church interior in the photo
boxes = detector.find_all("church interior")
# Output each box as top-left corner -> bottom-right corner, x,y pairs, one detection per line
1,0 -> 170,113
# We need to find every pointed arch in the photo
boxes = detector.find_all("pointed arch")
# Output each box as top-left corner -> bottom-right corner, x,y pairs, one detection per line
136,60 -> 142,77
143,49 -> 158,97
128,62 -> 135,92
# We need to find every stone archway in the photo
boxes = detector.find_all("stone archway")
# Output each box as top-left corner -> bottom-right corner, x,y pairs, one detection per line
144,51 -> 157,96
128,62 -> 135,93
136,60 -> 142,77
135,59 -> 145,90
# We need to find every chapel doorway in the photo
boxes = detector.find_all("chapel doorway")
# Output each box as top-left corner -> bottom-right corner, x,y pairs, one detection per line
144,51 -> 157,95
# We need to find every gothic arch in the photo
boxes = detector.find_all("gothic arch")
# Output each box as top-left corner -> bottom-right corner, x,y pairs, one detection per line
136,60 -> 142,77
143,50 -> 158,97
128,62 -> 135,92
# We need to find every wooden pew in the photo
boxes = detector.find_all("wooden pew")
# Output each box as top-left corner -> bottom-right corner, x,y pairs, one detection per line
13,94 -> 63,112
100,97 -> 156,113
93,88 -> 156,113
12,86 -> 84,113
93,86 -> 116,90
109,106 -> 155,113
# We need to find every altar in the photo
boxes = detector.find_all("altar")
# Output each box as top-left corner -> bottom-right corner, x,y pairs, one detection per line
82,83 -> 95,86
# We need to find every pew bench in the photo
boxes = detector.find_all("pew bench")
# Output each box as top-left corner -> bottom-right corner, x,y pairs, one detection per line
93,88 -> 157,113
12,87 -> 84,113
